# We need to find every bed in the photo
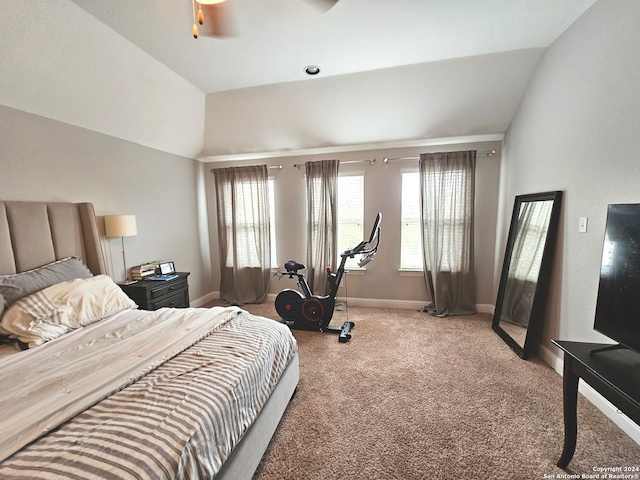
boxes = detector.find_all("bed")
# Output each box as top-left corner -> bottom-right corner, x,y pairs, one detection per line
0,201 -> 299,479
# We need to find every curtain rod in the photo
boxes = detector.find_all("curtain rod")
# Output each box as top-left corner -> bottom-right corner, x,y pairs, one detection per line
210,160 -> 375,171
383,149 -> 497,163
210,164 -> 282,172
292,158 -> 376,169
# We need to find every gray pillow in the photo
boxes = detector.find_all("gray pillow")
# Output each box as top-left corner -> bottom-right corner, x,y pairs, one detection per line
0,257 -> 93,311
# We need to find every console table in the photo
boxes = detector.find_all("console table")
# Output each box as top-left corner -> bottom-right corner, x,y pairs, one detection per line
552,340 -> 640,468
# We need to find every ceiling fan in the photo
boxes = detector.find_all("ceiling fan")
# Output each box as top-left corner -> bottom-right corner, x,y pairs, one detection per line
191,0 -> 339,39
191,0 -> 230,38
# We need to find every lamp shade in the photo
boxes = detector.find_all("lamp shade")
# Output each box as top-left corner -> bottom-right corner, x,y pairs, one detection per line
104,215 -> 137,238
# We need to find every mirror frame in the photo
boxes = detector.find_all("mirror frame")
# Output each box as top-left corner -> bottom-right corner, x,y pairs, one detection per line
492,191 -> 563,359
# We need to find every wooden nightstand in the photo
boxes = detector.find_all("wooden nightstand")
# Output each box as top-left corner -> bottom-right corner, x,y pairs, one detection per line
119,272 -> 190,310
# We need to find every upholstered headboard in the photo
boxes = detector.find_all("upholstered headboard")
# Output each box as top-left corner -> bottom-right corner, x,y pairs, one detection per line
0,201 -> 106,276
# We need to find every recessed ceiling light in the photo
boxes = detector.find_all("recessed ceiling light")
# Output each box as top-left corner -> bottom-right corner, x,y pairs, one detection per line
304,65 -> 320,76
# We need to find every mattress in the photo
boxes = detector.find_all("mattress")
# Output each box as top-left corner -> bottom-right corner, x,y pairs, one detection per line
0,306 -> 298,479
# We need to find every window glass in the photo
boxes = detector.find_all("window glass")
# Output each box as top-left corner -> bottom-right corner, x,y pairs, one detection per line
338,173 -> 364,269
401,167 -> 470,271
421,168 -> 467,271
401,171 -> 422,269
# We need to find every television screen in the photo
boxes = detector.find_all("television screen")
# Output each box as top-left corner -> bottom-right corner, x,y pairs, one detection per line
593,204 -> 640,354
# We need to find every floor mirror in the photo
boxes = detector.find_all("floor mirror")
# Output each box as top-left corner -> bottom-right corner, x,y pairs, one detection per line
492,191 -> 563,359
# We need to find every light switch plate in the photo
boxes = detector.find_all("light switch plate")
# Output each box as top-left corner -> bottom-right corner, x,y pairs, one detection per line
579,217 -> 588,233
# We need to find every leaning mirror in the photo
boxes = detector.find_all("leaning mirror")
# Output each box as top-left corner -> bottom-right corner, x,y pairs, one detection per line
492,191 -> 563,359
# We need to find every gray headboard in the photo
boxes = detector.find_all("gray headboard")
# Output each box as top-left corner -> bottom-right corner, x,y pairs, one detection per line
0,201 -> 106,276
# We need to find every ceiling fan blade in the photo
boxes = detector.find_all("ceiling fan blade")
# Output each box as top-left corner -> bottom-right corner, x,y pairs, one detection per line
200,3 -> 237,38
304,0 -> 339,12
193,0 -> 337,39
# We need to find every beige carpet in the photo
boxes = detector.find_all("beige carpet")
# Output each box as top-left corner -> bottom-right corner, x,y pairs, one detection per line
214,302 -> 640,479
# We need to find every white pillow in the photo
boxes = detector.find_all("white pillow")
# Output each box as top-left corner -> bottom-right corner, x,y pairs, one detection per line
0,275 -> 137,348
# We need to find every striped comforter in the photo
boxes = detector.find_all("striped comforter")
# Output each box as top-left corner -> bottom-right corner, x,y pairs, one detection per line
0,307 -> 297,479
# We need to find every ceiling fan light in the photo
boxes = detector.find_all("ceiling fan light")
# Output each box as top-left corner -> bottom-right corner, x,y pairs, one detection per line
198,0 -> 226,4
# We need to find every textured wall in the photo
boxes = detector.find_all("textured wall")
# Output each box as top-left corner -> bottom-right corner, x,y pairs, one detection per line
499,0 -> 640,351
0,106 -> 213,303
0,0 -> 204,159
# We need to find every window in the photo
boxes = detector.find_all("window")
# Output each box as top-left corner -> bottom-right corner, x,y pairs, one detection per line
218,175 -> 271,269
422,167 -> 468,272
401,171 -> 422,269
269,178 -> 277,268
402,166 -> 471,272
337,173 -> 364,269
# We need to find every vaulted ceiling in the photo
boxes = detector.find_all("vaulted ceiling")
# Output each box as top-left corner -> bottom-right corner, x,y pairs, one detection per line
70,0 -> 596,94
7,1 -> 599,159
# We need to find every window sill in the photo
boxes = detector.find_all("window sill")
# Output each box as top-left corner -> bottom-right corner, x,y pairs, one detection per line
398,269 -> 423,277
271,267 -> 366,276
344,268 -> 365,276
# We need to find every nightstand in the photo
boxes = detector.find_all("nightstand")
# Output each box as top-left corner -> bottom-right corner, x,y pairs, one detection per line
119,272 -> 190,310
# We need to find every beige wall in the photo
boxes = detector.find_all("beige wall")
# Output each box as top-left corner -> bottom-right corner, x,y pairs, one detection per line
205,141 -> 501,308
0,105 -> 214,304
1,2 -> 211,302
1,0 -> 204,159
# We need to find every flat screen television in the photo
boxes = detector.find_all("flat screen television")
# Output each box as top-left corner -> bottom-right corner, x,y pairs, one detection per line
593,203 -> 640,354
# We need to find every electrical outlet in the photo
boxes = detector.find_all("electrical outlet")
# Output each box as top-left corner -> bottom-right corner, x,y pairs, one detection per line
579,217 -> 588,233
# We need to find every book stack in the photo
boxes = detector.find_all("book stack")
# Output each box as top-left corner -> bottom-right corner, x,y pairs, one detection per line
130,261 -> 160,280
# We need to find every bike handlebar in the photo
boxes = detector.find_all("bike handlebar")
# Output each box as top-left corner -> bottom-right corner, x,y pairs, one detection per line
341,213 -> 382,258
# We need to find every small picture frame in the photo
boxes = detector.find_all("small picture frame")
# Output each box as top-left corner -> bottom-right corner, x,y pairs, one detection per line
158,261 -> 175,275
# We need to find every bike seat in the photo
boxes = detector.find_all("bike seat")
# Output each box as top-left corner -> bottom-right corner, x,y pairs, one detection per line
284,260 -> 305,273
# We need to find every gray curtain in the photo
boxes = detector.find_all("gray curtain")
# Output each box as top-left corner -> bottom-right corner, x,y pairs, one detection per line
213,165 -> 271,304
420,151 -> 476,316
305,159 -> 339,295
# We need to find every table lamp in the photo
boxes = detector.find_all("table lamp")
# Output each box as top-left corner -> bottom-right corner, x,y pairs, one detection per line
104,214 -> 137,284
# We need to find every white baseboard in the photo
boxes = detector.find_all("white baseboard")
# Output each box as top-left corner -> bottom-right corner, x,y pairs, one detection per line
200,292 -> 494,315
475,303 -> 494,314
191,291 -> 218,307
337,297 -> 426,310
265,293 -> 492,313
539,343 -> 640,445
263,293 -> 426,310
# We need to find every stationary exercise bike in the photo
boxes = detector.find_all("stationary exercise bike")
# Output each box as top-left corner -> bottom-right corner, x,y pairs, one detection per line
275,213 -> 382,342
